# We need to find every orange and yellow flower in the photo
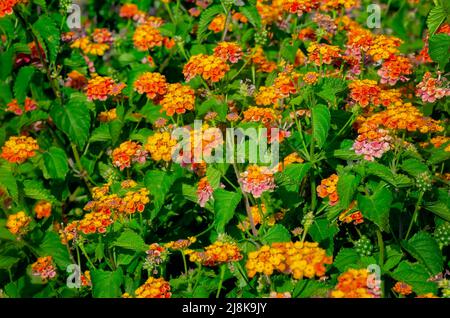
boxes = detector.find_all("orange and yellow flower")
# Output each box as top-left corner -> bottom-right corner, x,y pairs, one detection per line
1,135 -> 39,164
183,54 -> 230,83
134,72 -> 168,99
145,131 -> 177,162
6,211 -> 32,235
34,201 -> 52,219
316,174 -> 339,206
133,24 -> 164,51
160,83 -> 195,116
31,256 -> 56,282
187,241 -> 242,266
331,268 -> 377,298
86,76 -> 126,101
112,141 -> 148,170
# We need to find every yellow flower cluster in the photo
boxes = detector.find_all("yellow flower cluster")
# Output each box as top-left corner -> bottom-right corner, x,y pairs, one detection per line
133,72 -> 168,99
307,42 -> 341,66
1,135 -> 39,164
186,241 -> 243,266
160,83 -> 195,116
367,35 -> 402,61
246,242 -> 332,280
6,211 -> 32,235
131,277 -> 172,298
242,107 -> 280,126
165,236 -> 197,250
133,23 -> 164,51
117,188 -> 150,214
70,36 -> 110,56
34,201 -> 52,219
145,131 -> 177,162
98,108 -> 117,122
183,54 -> 230,83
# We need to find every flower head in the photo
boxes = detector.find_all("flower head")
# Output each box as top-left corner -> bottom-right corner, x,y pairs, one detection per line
134,72 -> 168,99
145,131 -> 177,162
213,42 -> 243,64
160,83 -> 195,116
6,211 -> 32,235
331,268 -> 377,298
240,165 -> 276,198
187,241 -> 242,266
34,201 -> 52,219
133,24 -> 163,51
112,141 -> 148,170
183,54 -> 230,83
86,76 -> 126,101
31,256 -> 56,282
1,136 -> 39,164
316,174 -> 339,206
133,277 -> 172,298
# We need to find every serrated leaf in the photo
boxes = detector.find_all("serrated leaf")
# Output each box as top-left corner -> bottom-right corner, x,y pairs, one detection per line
277,163 -> 311,192
429,34 -> 450,69
333,248 -> 360,272
337,173 -> 360,209
427,6 -> 446,35
0,164 -> 18,202
213,189 -> 242,232
197,5 -> 223,43
50,97 -> 91,149
89,124 -> 111,143
112,229 -> 147,252
91,269 -> 123,298
312,104 -> 330,148
42,146 -> 69,180
32,15 -> 60,63
402,231 -> 443,275
392,261 -> 438,295
357,183 -> 393,232
239,5 -> 262,29
14,66 -> 35,104
366,162 -> 412,188
23,180 -> 57,202
400,159 -> 429,178
261,224 -> 291,244
0,256 -> 20,269
38,231 -> 71,269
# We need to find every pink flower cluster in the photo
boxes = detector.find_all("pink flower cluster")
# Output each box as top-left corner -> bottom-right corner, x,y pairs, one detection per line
197,177 -> 214,208
240,165 -> 276,198
352,130 -> 392,161
416,72 -> 450,103
377,55 -> 412,86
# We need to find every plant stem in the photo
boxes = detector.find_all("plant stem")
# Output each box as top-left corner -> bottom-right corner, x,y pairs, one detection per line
216,264 -> 226,298
405,191 -> 424,240
79,243 -> 96,269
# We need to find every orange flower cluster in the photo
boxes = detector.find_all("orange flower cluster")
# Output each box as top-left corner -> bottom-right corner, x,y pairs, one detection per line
274,70 -> 299,97
246,242 -> 332,279
92,28 -> 113,44
393,282 -> 413,296
6,97 -> 38,115
133,23 -> 164,51
34,201 -> 52,219
255,86 -> 279,106
0,0 -> 21,18
31,256 -> 56,282
317,174 -> 339,206
416,72 -> 450,103
134,72 -> 168,99
277,152 -> 304,172
133,277 -> 172,298
208,14 -> 230,33
145,131 -> 177,162
242,107 -> 280,126
1,135 -> 39,164
282,0 -> 320,16
165,236 -> 197,250
59,221 -> 79,243
367,35 -> 402,62
81,271 -> 92,287
252,47 -> 277,73
430,136 -> 450,152
378,55 -> 413,86
238,205 -> 264,231
186,241 -> 243,266
98,108 -> 117,122
331,268 -> 376,298
307,42 -> 341,66
338,201 -> 363,225
65,70 -> 88,90
119,3 -> 145,22
86,76 -> 126,101
160,83 -> 195,116
213,42 -> 243,64
359,102 -> 444,134
256,0 -> 284,25
77,210 -> 113,235
349,80 -> 381,107
183,54 -> 230,83
117,188 -> 150,214
112,141 -> 148,170
6,211 -> 32,235
239,164 -> 276,198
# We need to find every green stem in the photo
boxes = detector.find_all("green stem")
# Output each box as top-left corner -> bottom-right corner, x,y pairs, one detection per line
405,191 -> 424,240
79,243 -> 96,269
216,264 -> 226,298
376,230 -> 384,266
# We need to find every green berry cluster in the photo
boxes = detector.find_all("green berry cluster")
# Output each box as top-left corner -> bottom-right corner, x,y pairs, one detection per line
434,222 -> 450,247
255,29 -> 269,46
354,236 -> 373,257
415,172 -> 432,192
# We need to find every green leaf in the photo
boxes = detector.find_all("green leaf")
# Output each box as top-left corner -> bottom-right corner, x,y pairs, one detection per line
14,66 -> 35,104
427,6 -> 446,35
333,248 -> 360,272
337,173 -> 360,209
402,231 -> 443,275
261,224 -> 291,244
213,189 -> 242,233
42,146 -> 69,180
23,180 -> 57,203
0,48 -> 14,81
276,163 -> 311,192
424,193 -> 450,221
311,104 -> 330,148
428,34 -> 450,69
38,231 -> 71,269
293,280 -> 330,298
206,166 -> 222,189
197,5 -> 223,43
0,164 -> 18,202
309,218 -> 338,243
392,261 -> 438,295
357,183 -> 393,232
89,124 -> 111,143
144,168 -> 181,218
383,245 -> 403,272
112,229 -> 148,252
366,162 -> 412,188
50,96 -> 91,149
91,269 -> 124,298
0,256 -> 20,269
32,15 -> 60,63
400,159 -> 429,178
239,5 -> 262,29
